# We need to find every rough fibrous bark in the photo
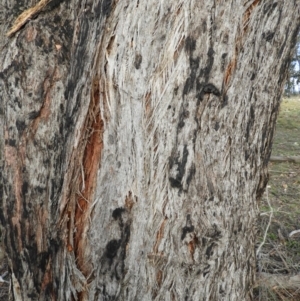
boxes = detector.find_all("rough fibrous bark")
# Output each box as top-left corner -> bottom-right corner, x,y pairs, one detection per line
0,1 -> 299,300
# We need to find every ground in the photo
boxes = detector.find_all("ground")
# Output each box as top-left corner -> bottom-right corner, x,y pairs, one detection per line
256,96 -> 300,301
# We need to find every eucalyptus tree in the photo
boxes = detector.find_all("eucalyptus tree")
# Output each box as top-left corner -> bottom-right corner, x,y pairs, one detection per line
0,0 -> 299,300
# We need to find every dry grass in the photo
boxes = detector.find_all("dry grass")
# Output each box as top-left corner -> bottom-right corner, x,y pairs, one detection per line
256,96 -> 300,300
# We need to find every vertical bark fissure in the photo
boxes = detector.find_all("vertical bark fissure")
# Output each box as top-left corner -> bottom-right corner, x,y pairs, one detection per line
58,76 -> 104,300
73,78 -> 104,276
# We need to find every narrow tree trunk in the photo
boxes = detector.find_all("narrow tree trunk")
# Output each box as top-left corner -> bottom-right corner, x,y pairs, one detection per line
1,1 -> 299,300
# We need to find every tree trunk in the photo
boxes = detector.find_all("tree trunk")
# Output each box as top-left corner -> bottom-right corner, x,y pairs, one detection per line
0,1 -> 299,300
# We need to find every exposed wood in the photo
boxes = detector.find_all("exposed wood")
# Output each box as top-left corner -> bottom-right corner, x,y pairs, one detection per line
289,229 -> 300,237
6,0 -> 52,37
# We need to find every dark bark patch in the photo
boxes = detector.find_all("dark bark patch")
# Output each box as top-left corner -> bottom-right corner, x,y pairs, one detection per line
13,96 -> 21,109
43,282 -> 54,300
181,225 -> 195,240
64,115 -> 73,130
277,36 -> 287,59
173,86 -> 179,96
35,35 -> 52,53
184,59 -> 200,97
245,150 -> 250,161
6,139 -> 16,147
181,214 -> 194,240
47,0 -> 64,10
202,83 -> 221,96
221,53 -> 227,71
186,164 -> 195,187
202,20 -> 207,33
189,57 -> 200,72
185,289 -> 189,301
99,284 -> 117,300
27,292 -> 39,299
102,204 -> 131,280
250,105 -> 255,120
53,15 -> 61,25
203,264 -> 210,277
179,145 -> 188,176
222,94 -> 228,107
11,247 -> 24,279
262,31 -> 275,42
169,177 -> 182,189
214,122 -> 220,131
238,222 -> 243,232
197,83 -> 220,101
183,77 -> 193,96
182,56 -> 200,97
219,287 -> 225,295
199,47 -> 215,82
134,53 -> 142,69
22,203 -> 29,219
22,181 -> 29,196
93,1 -> 102,16
106,239 -> 121,260
263,2 -> 278,16
196,80 -> 204,98
169,145 -> 189,190
50,178 -> 63,215
35,186 -> 45,194
205,242 -> 215,259
112,207 -> 125,220
10,60 -> 21,72
206,224 -> 222,241
49,238 -> 60,255
178,109 -> 189,129
246,105 -> 255,141
185,36 -> 196,53
102,0 -> 112,16
37,251 -> 50,272
260,124 -> 269,155
28,111 -> 39,120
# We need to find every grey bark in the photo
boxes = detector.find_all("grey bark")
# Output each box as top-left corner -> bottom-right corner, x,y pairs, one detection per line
0,1 -> 299,301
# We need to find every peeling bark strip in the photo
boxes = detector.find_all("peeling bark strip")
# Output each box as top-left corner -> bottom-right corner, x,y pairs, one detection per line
7,0 -> 52,37
0,0 -> 300,300
243,0 -> 261,32
73,78 -> 104,276
225,0 -> 261,88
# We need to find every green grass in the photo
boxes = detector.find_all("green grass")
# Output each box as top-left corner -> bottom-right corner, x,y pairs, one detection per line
257,96 -> 300,300
273,97 -> 300,156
